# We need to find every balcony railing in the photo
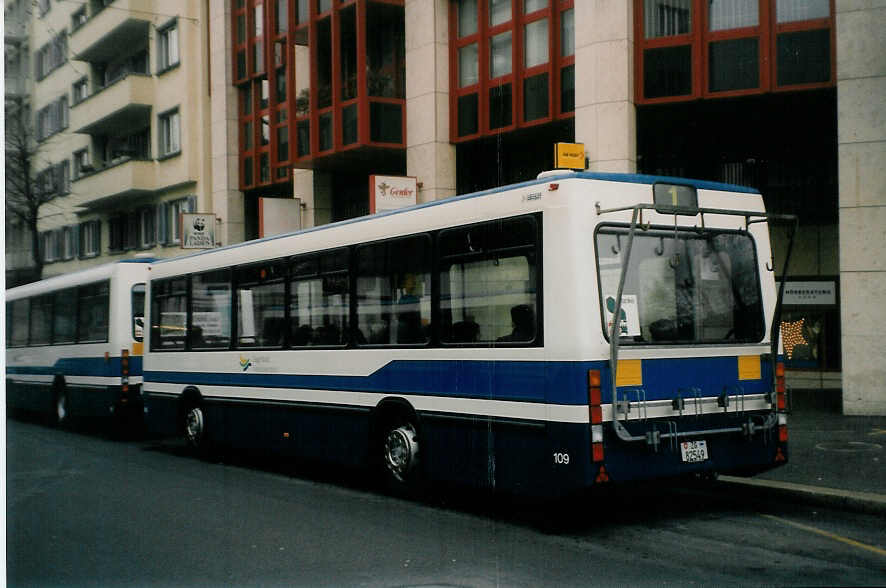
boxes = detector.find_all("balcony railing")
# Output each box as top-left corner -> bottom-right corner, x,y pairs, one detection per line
70,0 -> 151,63
71,157 -> 158,208
71,73 -> 153,135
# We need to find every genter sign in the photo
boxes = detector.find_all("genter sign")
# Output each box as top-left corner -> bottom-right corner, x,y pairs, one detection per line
369,175 -> 418,213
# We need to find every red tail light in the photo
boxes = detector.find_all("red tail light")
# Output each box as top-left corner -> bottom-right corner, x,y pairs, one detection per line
588,369 -> 604,462
775,361 -> 786,410
121,349 -> 130,393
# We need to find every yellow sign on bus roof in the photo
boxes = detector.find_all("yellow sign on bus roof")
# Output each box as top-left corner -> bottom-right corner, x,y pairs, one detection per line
554,142 -> 586,170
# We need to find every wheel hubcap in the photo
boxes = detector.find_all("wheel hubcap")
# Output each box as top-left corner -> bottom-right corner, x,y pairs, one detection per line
56,393 -> 66,422
385,425 -> 418,481
185,407 -> 204,445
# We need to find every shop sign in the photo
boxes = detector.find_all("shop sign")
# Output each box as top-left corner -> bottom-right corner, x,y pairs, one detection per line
779,280 -> 836,306
554,142 -> 586,170
370,175 -> 418,213
181,213 -> 217,249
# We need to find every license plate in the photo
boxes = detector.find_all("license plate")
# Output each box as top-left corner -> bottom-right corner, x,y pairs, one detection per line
680,440 -> 709,463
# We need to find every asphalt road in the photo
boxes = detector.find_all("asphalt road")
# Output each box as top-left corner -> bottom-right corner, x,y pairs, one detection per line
6,418 -> 886,587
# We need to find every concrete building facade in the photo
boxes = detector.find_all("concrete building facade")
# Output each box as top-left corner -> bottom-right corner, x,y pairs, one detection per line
836,0 -> 886,415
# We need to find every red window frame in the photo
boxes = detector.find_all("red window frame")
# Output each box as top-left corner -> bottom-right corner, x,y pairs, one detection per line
449,0 -> 574,143
235,0 -> 405,176
634,0 -> 835,105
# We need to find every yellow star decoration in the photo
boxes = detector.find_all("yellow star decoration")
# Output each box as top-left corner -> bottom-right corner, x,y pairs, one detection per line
780,318 -> 806,360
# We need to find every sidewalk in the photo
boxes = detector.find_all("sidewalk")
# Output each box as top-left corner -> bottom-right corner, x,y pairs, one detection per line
719,390 -> 886,513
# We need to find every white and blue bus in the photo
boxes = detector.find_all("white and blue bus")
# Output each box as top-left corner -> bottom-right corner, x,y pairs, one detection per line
142,171 -> 795,496
6,260 -> 151,426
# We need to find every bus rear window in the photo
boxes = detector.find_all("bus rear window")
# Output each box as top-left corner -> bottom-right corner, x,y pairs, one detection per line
596,228 -> 764,344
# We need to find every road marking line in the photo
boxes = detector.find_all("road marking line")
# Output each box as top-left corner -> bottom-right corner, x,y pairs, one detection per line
761,514 -> 886,557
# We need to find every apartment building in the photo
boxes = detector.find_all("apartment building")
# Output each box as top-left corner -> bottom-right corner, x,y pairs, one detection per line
7,0 -> 216,281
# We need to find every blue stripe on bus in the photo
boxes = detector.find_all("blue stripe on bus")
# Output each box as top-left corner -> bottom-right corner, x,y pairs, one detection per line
6,356 -> 142,377
144,356 -> 772,405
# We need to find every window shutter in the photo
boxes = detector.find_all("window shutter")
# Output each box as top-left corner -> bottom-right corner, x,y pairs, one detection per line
54,229 -> 63,260
78,222 -> 86,258
92,220 -> 101,255
71,224 -> 80,259
156,203 -> 167,245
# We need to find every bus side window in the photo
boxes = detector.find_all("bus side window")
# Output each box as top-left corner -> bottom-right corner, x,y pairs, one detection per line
132,284 -> 145,341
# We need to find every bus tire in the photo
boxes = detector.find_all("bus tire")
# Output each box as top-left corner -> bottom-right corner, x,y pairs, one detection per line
50,379 -> 69,427
380,419 -> 421,491
180,395 -> 212,456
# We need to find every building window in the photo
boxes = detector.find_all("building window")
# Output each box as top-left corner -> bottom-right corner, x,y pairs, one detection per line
451,0 -> 571,140
72,7 -> 87,30
158,21 -> 180,72
159,108 -> 181,157
459,43 -> 479,87
42,230 -> 59,263
261,114 -> 270,145
524,19 -> 548,69
275,0 -> 288,34
79,220 -> 101,258
777,0 -> 830,23
458,0 -> 478,37
72,77 -> 90,104
561,8 -> 574,57
708,37 -> 759,92
708,0 -> 757,31
73,148 -> 92,178
109,215 -> 127,252
167,197 -> 194,245
777,28 -> 830,86
140,208 -> 156,248
524,73 -> 548,121
62,226 -> 75,260
490,31 -> 512,79
637,0 -> 835,103
35,31 -> 67,80
489,0 -> 511,27
56,161 -> 70,196
260,77 -> 270,109
276,125 -> 289,160
36,96 -> 69,141
644,0 -> 691,38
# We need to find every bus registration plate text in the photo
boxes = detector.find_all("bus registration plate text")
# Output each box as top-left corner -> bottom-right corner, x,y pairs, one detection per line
680,440 -> 709,463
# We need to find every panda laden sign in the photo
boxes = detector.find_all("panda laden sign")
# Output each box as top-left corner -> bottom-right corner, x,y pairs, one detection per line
181,213 -> 217,249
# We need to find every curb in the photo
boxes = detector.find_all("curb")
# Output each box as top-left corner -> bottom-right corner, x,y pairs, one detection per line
718,475 -> 886,515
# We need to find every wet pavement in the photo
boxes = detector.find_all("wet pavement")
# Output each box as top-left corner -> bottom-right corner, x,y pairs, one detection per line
720,389 -> 886,512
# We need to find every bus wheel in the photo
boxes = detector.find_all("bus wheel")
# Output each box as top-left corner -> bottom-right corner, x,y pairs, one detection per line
51,382 -> 68,427
183,403 -> 207,449
383,422 -> 420,487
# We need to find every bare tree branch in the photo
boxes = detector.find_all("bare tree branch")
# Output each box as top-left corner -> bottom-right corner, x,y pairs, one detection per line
5,96 -> 46,279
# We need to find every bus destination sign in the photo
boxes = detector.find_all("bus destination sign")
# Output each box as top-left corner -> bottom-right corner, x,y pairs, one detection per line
653,183 -> 698,215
